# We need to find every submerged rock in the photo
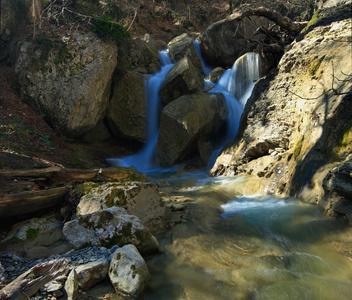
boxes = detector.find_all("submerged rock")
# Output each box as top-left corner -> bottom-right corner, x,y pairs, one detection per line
158,57 -> 204,105
109,244 -> 150,298
157,93 -> 228,166
76,182 -> 170,234
63,207 -> 159,254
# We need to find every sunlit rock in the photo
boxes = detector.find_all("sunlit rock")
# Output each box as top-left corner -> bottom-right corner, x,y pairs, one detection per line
76,182 -> 170,234
63,207 -> 159,254
109,244 -> 150,298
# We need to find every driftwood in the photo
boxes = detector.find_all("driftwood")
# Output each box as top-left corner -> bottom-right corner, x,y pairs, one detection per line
0,186 -> 69,218
0,259 -> 67,300
239,7 -> 308,35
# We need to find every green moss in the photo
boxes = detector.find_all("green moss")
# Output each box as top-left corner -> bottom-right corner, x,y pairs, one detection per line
309,58 -> 323,76
74,182 -> 100,194
131,264 -> 137,279
105,189 -> 126,208
333,120 -> 352,159
26,228 -> 39,241
99,223 -> 132,248
293,137 -> 304,159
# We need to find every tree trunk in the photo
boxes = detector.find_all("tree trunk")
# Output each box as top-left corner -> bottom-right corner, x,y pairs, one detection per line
239,7 -> 308,35
0,259 -> 67,300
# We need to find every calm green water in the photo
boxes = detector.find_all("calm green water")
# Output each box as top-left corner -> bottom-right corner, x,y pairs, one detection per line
143,173 -> 352,300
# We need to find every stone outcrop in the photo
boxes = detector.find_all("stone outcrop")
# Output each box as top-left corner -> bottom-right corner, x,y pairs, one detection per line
158,57 -> 204,105
167,33 -> 202,71
109,244 -> 150,297
64,269 -> 79,300
210,5 -> 352,222
157,93 -> 228,166
15,30 -> 117,138
76,182 -> 169,234
63,207 -> 159,254
198,14 -> 272,69
107,71 -> 147,142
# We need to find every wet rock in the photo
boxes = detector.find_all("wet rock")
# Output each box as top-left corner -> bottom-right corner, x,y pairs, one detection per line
167,33 -> 202,71
75,258 -> 109,291
77,182 -> 169,234
109,244 -> 150,298
208,67 -> 226,83
107,71 -> 147,142
158,57 -> 204,105
63,207 -> 159,254
157,93 -> 228,166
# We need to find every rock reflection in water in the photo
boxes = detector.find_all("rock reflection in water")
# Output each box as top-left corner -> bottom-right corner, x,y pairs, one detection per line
144,174 -> 352,300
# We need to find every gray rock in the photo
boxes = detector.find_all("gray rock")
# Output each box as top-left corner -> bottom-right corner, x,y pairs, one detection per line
157,93 -> 228,166
109,244 -> 150,298
63,207 -> 159,254
77,182 -> 169,234
167,33 -> 202,71
198,14 -> 272,68
158,57 -> 204,105
208,67 -> 226,83
75,258 -> 109,291
64,269 -> 79,300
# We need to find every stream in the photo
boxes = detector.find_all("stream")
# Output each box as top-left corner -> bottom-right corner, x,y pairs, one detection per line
107,45 -> 352,299
142,171 -> 352,300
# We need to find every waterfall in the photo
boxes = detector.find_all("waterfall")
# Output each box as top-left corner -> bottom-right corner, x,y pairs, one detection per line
204,52 -> 261,169
108,51 -> 174,171
193,40 -> 213,76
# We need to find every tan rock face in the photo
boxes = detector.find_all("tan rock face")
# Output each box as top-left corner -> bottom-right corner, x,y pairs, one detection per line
15,30 -> 117,138
210,9 -> 352,221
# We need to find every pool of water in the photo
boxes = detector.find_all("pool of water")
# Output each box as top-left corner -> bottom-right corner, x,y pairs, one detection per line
142,172 -> 352,300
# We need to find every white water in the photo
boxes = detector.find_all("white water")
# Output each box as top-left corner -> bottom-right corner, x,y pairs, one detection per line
108,51 -> 174,171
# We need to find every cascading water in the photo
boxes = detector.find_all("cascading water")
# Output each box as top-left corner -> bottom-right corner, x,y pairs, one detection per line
193,40 -> 213,76
108,50 -> 174,171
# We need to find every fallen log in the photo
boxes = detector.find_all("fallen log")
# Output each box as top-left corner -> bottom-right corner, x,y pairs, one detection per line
0,259 -> 67,300
0,166 -> 141,185
0,186 -> 69,218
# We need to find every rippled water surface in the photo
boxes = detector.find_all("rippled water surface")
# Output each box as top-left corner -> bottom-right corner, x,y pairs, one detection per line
142,172 -> 352,300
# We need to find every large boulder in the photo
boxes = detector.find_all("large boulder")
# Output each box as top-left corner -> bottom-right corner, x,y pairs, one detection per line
107,71 -> 147,142
158,57 -> 204,105
157,93 -> 228,166
109,244 -> 150,298
76,182 -> 169,234
15,30 -> 117,138
210,6 -> 352,223
167,33 -> 202,71
63,207 -> 159,254
198,14 -> 271,69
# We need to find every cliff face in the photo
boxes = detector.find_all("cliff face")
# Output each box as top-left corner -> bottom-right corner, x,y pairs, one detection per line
210,4 -> 352,224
